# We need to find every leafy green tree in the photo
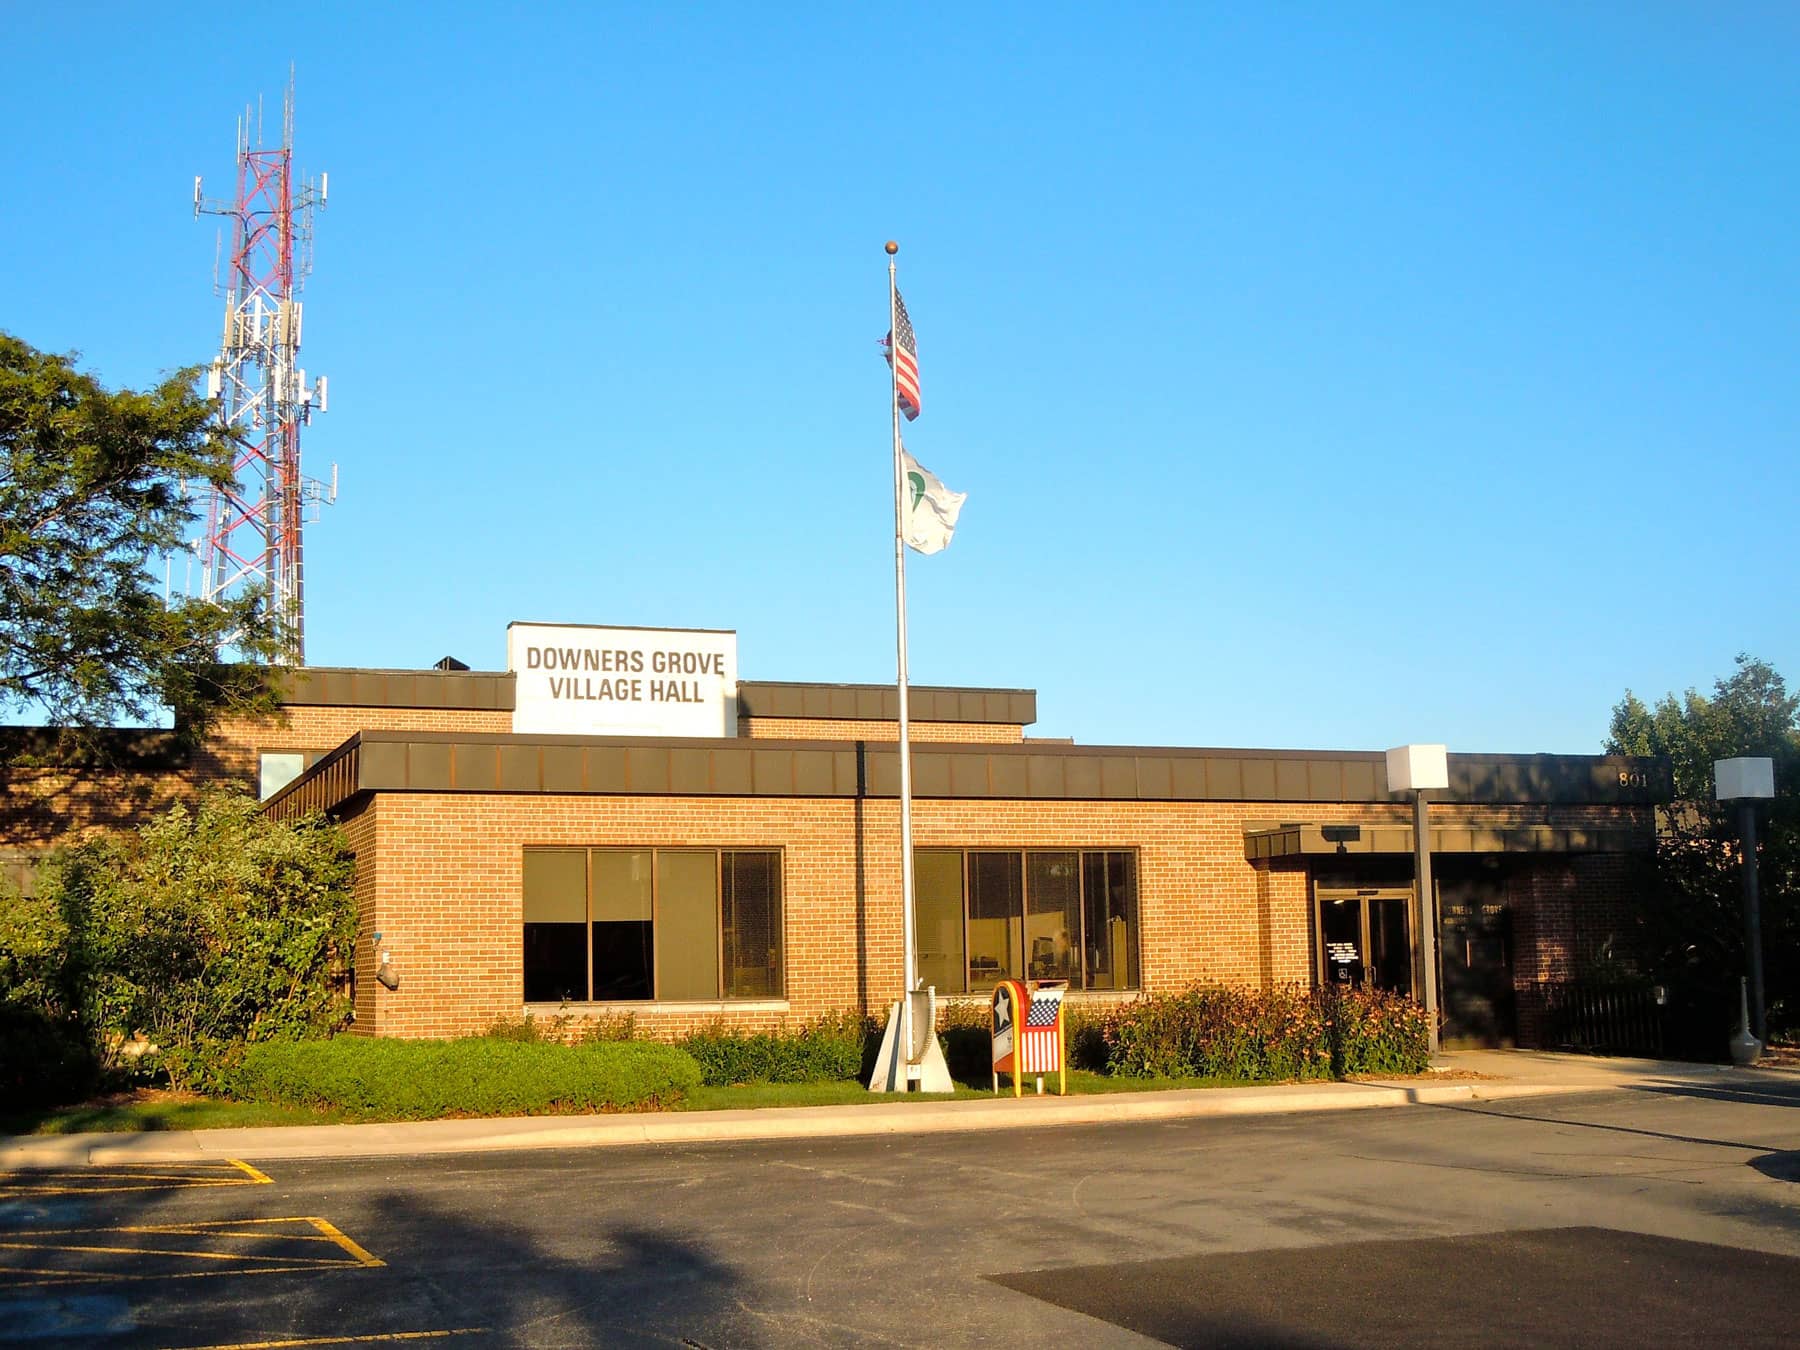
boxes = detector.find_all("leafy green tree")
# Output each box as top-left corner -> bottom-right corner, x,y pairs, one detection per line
0,332 -> 280,754
0,791 -> 356,1096
1608,655 -> 1800,798
1606,655 -> 1799,1047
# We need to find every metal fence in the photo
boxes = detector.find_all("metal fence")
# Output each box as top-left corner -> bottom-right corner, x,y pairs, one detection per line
1527,980 -> 1666,1058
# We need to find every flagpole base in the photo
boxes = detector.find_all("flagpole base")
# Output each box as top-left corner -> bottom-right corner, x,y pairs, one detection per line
867,992 -> 954,1093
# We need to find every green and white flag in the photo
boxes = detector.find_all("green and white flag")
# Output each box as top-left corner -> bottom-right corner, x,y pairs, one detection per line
901,450 -> 966,555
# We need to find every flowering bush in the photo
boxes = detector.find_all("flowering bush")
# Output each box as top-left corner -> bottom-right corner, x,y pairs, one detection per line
1103,984 -> 1430,1081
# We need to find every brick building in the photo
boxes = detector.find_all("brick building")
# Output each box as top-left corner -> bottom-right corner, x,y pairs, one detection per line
4,622 -> 1666,1049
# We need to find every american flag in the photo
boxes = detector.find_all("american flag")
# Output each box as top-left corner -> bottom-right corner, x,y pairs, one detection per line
1019,988 -> 1065,1073
883,289 -> 922,420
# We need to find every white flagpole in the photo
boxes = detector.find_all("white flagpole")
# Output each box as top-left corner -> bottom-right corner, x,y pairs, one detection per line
886,240 -> 919,1088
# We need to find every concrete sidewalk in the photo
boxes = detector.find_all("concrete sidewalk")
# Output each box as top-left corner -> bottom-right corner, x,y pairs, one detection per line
2,1050 -> 1791,1168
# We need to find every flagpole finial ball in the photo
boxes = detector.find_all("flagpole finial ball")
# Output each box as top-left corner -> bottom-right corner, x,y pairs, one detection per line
885,240 -> 899,255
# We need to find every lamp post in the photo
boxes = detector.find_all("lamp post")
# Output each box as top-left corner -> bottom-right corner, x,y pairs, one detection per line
1388,744 -> 1449,1055
1714,756 -> 1775,1046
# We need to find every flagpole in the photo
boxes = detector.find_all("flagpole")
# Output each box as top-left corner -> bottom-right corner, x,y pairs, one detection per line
886,239 -> 919,1089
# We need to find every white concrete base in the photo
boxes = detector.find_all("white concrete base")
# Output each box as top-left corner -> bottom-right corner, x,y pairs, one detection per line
867,994 -> 955,1094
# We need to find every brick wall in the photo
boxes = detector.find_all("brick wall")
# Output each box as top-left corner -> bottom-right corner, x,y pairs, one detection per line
348,790 -> 1636,1041
2,704 -> 1024,856
0,768 -> 191,851
1511,850 -> 1651,1046
2,692 -> 1657,1053
741,717 -> 1023,743
0,703 -> 514,856
339,799 -> 380,1032
198,705 -> 515,783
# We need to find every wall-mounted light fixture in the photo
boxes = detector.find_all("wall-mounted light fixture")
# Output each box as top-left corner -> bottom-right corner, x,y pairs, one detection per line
372,930 -> 400,991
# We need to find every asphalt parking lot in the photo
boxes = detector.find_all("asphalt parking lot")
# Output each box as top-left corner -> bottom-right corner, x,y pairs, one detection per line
3,1077 -> 1798,1348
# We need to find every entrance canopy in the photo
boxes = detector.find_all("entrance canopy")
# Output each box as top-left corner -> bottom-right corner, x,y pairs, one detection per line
1244,821 -> 1651,863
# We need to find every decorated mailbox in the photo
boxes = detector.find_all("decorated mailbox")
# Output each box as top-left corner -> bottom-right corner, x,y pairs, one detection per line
991,978 -> 1068,1096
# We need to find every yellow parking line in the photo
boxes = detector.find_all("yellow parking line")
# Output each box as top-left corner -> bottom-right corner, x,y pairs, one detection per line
173,1228 -> 345,1244
10,1264 -> 360,1288
0,1181 -> 255,1197
2,1221 -> 330,1237
0,1161 -> 273,1197
177,1331 -> 487,1350
307,1218 -> 384,1268
0,1239 -> 331,1265
0,1216 -> 385,1287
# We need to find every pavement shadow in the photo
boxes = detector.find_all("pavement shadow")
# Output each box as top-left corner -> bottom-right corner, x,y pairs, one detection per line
994,1226 -> 1800,1349
1749,1150 -> 1800,1183
319,1188 -> 756,1348
1431,1094 -> 1800,1202
1429,1100 -> 1778,1153
1630,1075 -> 1800,1111
0,1164 -> 756,1349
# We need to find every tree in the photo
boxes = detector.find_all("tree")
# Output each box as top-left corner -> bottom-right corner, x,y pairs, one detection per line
0,332 -> 279,754
1608,655 -> 1800,799
1606,655 -> 1799,1048
0,790 -> 356,1098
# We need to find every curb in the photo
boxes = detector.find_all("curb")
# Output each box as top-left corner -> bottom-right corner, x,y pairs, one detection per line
0,1077 -> 1613,1168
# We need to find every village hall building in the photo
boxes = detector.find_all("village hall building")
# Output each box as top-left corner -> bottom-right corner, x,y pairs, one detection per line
5,622 -> 1667,1049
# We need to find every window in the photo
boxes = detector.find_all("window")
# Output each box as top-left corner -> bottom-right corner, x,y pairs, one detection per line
914,850 -> 966,995
914,849 -> 1138,993
722,851 -> 782,998
968,851 -> 1023,985
258,752 -> 309,800
1081,850 -> 1140,991
523,847 -> 783,1002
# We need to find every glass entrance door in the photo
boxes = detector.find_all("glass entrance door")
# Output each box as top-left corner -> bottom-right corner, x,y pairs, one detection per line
1315,889 -> 1414,996
1319,896 -> 1367,988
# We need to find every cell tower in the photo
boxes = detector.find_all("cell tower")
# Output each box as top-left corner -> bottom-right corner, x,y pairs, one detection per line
192,73 -> 334,663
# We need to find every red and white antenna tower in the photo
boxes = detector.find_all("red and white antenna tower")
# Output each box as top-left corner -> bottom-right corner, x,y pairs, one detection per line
192,73 -> 335,663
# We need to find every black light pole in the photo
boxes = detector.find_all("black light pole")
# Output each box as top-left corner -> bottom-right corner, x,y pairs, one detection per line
1715,757 -> 1775,1045
1389,744 -> 1449,1056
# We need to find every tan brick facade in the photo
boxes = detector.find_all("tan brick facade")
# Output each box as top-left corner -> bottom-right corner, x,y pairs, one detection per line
0,702 -> 514,865
200,705 -> 515,782
3,665 -> 1664,1052
343,788 -> 1642,1043
2,701 -> 1014,857
741,717 -> 1024,743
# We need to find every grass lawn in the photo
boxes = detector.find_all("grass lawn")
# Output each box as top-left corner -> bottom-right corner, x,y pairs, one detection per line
4,1071 -> 1275,1134
0,1089 -> 344,1136
680,1069 -> 1250,1110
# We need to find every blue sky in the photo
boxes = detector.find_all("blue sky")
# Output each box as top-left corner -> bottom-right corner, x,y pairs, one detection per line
5,3 -> 1796,753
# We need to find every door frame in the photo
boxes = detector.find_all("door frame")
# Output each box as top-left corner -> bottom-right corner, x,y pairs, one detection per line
1313,885 -> 1418,996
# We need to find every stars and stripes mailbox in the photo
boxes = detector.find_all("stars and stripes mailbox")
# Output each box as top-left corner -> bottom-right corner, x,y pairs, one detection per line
991,979 -> 1068,1096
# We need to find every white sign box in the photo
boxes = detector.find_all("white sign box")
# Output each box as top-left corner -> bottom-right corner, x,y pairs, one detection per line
507,623 -> 738,738
1715,757 -> 1775,801
1386,743 -> 1449,792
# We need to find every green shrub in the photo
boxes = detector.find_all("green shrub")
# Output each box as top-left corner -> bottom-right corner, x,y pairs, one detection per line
930,999 -> 994,1083
1103,984 -> 1429,1081
0,791 -> 356,1098
682,1012 -> 869,1086
1063,1004 -> 1113,1072
864,997 -> 1117,1085
573,1010 -> 641,1043
483,1010 -> 639,1044
1322,987 -> 1434,1076
230,1037 -> 701,1118
0,1003 -> 98,1109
